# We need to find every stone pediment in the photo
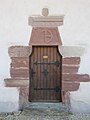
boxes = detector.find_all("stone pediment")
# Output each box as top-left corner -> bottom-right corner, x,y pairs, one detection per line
29,27 -> 62,46
28,9 -> 64,46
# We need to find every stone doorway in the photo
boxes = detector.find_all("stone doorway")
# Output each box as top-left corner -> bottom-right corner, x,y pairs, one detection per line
4,9 -> 90,110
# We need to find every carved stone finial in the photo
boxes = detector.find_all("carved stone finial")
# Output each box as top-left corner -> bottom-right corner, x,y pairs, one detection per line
42,8 -> 49,16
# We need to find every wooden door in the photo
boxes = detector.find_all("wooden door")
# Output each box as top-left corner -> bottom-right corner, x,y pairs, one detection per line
29,46 -> 62,102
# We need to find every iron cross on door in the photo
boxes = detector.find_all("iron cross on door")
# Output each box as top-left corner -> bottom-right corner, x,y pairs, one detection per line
29,46 -> 62,102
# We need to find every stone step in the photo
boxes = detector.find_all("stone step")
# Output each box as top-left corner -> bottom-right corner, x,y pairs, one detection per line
22,108 -> 70,116
23,102 -> 70,115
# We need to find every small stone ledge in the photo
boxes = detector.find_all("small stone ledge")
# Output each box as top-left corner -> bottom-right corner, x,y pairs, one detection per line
8,46 -> 32,57
62,74 -> 90,82
28,15 -> 64,27
62,57 -> 80,65
59,46 -> 85,57
4,78 -> 29,87
62,65 -> 79,74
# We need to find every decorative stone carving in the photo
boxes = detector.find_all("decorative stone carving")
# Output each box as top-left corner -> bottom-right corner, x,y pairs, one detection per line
42,8 -> 49,16
29,27 -> 62,46
41,30 -> 53,43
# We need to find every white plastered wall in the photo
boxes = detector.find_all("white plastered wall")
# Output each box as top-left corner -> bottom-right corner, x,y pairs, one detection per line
0,0 -> 90,112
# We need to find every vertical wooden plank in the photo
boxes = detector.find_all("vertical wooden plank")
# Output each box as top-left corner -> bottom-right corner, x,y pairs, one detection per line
35,46 -> 38,100
37,47 -> 41,100
40,47 -> 43,100
47,47 -> 49,101
44,46 -> 47,100
33,46 -> 36,100
50,46 -> 54,100
54,46 -> 56,100
41,46 -> 45,100
47,46 -> 50,101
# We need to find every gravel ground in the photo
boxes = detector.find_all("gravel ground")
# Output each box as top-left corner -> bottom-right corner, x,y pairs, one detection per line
0,109 -> 90,120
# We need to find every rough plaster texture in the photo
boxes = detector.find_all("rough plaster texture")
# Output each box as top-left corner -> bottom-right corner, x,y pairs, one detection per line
59,46 -> 85,57
70,82 -> 90,113
0,0 -> 90,112
0,88 -> 19,112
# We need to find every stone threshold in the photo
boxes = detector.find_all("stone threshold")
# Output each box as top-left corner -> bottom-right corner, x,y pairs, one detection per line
24,102 -> 70,112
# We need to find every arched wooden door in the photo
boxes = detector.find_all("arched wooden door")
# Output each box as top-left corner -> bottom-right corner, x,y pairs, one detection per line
29,46 -> 62,102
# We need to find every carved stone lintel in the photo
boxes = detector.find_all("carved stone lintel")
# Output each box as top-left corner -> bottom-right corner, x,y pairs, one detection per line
29,27 -> 62,46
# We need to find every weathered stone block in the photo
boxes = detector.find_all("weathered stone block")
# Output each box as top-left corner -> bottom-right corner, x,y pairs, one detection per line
28,16 -> 64,27
19,87 -> 29,109
10,68 -> 29,78
11,57 -> 29,68
62,65 -> 79,73
62,57 -> 80,65
29,27 -> 62,46
62,91 -> 70,104
8,46 -> 32,57
62,81 -> 80,91
5,78 -> 29,87
62,74 -> 90,82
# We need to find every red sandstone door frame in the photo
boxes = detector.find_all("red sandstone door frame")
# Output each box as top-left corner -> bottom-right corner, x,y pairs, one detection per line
29,46 -> 62,102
